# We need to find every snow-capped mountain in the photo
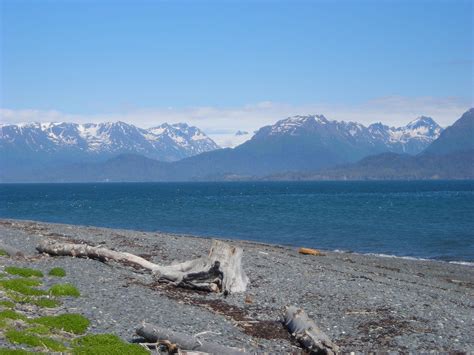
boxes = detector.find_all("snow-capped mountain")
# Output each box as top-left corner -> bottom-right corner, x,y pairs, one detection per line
0,113 -> 449,182
254,114 -> 442,155
0,121 -> 219,165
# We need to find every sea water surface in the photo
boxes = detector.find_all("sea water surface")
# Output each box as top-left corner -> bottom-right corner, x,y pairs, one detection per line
1,181 -> 473,262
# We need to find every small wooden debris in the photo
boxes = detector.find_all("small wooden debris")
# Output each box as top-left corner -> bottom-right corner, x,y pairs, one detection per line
136,322 -> 246,354
298,247 -> 324,256
283,305 -> 339,355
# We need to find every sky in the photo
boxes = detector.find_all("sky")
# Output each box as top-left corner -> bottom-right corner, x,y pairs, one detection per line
0,0 -> 473,147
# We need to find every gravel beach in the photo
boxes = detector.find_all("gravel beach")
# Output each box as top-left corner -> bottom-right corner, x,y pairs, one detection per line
0,218 -> 473,353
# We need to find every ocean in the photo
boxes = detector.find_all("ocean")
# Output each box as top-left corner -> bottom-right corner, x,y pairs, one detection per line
1,181 -> 473,262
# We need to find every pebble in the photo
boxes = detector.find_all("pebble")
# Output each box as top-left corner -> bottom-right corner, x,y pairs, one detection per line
0,219 -> 473,352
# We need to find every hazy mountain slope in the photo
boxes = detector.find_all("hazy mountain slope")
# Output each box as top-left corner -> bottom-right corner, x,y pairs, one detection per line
423,108 -> 474,155
281,150 -> 474,180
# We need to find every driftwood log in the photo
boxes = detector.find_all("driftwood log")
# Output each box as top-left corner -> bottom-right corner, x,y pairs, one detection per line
284,306 -> 339,355
136,322 -> 245,354
36,239 -> 248,293
0,243 -> 23,257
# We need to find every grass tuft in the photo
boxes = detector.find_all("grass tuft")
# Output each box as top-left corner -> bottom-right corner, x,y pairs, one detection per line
48,267 -> 66,277
3,293 -> 60,308
0,309 -> 27,321
31,313 -> 90,335
0,250 -> 9,257
49,283 -> 80,297
24,324 -> 51,335
0,349 -> 33,355
0,279 -> 46,296
4,267 -> 43,278
31,298 -> 60,308
72,334 -> 149,355
5,329 -> 66,351
0,300 -> 15,308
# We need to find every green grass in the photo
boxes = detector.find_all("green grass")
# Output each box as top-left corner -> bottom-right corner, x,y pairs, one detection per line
48,267 -> 66,277
5,329 -> 66,351
0,249 -> 9,257
24,324 -> 51,335
30,298 -> 60,308
0,279 -> 46,296
3,293 -> 60,308
0,272 -> 142,355
0,309 -> 27,321
72,334 -> 149,355
49,283 -> 80,297
4,267 -> 43,278
0,300 -> 15,308
30,313 -> 90,335
0,349 -> 34,355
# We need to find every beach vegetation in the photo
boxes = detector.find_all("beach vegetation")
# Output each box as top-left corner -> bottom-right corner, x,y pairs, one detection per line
3,292 -> 60,308
5,329 -> 66,351
48,267 -> 66,277
0,349 -> 34,355
0,300 -> 14,308
30,313 -> 90,334
4,267 -> 43,278
0,250 -> 9,257
72,334 -> 149,355
49,283 -> 80,297
25,324 -> 51,335
30,298 -> 60,308
0,279 -> 46,296
0,265 -> 143,354
0,309 -> 27,321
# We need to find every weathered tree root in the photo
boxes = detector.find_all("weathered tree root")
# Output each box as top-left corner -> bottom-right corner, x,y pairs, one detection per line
36,239 -> 248,294
136,322 -> 246,354
283,305 -> 339,355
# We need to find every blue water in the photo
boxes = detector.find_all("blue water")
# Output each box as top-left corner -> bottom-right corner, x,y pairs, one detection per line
1,181 -> 473,262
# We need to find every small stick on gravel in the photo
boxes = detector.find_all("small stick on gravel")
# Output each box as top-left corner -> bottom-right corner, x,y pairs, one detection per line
37,239 -> 248,293
283,305 -> 339,355
137,322 -> 246,354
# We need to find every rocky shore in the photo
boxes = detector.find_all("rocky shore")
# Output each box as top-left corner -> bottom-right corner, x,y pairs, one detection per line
0,219 -> 473,353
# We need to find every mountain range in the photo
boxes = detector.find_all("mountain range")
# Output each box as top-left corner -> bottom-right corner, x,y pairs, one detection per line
269,108 -> 474,181
0,109 -> 472,182
0,121 -> 219,174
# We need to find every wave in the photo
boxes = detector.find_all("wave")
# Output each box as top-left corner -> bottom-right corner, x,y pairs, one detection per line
333,249 -> 473,267
448,261 -> 474,267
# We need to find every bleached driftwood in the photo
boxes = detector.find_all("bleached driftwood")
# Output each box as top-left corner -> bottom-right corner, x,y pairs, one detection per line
36,239 -> 248,293
0,243 -> 23,257
136,322 -> 245,354
284,306 -> 339,355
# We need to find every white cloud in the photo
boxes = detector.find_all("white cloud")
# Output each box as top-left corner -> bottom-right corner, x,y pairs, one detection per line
1,96 -> 472,147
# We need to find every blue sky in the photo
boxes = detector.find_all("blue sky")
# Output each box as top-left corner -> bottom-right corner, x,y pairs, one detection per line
1,0 -> 472,146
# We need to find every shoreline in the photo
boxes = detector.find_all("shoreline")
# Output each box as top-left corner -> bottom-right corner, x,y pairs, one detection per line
1,218 -> 473,352
4,216 -> 474,268
2,217 -> 473,266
